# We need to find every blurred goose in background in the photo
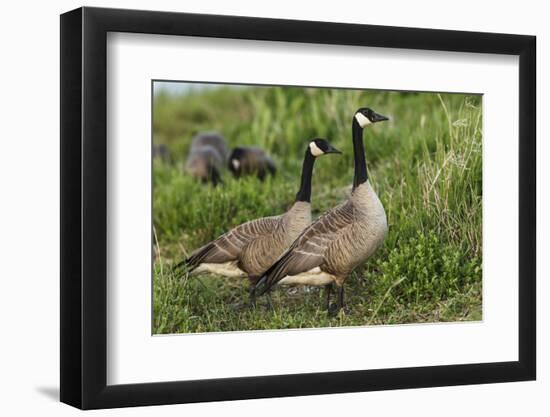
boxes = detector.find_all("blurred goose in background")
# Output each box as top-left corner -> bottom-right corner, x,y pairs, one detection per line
175,138 -> 341,306
255,108 -> 389,315
228,146 -> 277,180
185,132 -> 229,185
152,143 -> 171,163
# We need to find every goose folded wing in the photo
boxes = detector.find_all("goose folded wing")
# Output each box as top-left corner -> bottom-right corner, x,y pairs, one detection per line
259,202 -> 354,289
185,216 -> 281,268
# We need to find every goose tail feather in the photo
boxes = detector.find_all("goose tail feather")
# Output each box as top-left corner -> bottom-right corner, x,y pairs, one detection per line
172,242 -> 216,273
254,275 -> 270,296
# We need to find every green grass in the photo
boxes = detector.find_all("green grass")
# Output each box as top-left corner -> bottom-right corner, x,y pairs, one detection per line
153,85 -> 482,334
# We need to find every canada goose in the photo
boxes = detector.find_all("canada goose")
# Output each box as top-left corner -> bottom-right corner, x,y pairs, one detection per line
186,146 -> 224,185
228,146 -> 277,180
185,132 -> 229,185
153,143 -> 171,162
175,138 -> 341,306
255,108 -> 389,315
190,131 -> 230,162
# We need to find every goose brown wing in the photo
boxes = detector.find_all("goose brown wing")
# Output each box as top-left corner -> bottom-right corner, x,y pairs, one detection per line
257,201 -> 355,291
179,216 -> 281,270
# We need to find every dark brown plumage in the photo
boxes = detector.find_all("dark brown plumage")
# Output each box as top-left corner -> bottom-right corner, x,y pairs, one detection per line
256,183 -> 387,302
183,207 -> 310,281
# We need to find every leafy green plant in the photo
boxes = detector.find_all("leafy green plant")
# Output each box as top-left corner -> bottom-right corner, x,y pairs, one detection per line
367,231 -> 481,314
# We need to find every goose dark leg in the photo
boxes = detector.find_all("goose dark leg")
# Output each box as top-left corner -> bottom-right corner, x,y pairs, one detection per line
328,284 -> 345,316
337,285 -> 344,311
324,284 -> 333,311
328,283 -> 344,317
248,286 -> 257,309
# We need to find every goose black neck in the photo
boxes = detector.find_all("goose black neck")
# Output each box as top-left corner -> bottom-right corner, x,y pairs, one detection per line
352,119 -> 368,189
295,150 -> 316,202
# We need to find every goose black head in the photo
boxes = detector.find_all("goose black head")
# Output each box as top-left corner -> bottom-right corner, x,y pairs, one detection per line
308,138 -> 342,157
354,107 -> 389,128
228,147 -> 246,172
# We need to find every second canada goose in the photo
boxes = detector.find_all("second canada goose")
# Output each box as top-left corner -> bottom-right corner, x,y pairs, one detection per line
185,132 -> 229,185
153,143 -> 171,162
186,146 -> 224,185
228,146 -> 277,180
255,107 -> 389,315
190,131 -> 230,161
175,138 -> 341,305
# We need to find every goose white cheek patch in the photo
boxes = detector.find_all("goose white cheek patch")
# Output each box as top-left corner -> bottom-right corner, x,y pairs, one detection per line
231,159 -> 240,169
355,112 -> 372,128
309,141 -> 324,156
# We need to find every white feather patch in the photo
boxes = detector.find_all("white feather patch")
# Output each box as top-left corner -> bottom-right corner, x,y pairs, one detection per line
355,112 -> 371,128
309,141 -> 324,157
192,262 -> 246,278
277,268 -> 336,286
231,159 -> 240,169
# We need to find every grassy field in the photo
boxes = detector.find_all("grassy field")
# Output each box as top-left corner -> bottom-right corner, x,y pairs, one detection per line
152,84 -> 482,334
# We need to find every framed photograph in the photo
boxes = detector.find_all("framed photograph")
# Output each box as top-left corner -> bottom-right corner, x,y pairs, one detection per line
60,6 -> 536,409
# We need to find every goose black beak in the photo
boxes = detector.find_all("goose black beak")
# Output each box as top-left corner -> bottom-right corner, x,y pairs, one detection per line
372,112 -> 389,123
326,145 -> 342,154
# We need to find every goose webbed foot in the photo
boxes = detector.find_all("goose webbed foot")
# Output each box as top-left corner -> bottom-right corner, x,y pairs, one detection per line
328,303 -> 339,317
327,303 -> 351,317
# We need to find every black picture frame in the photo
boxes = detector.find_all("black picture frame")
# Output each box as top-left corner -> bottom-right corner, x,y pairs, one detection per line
60,6 -> 536,410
